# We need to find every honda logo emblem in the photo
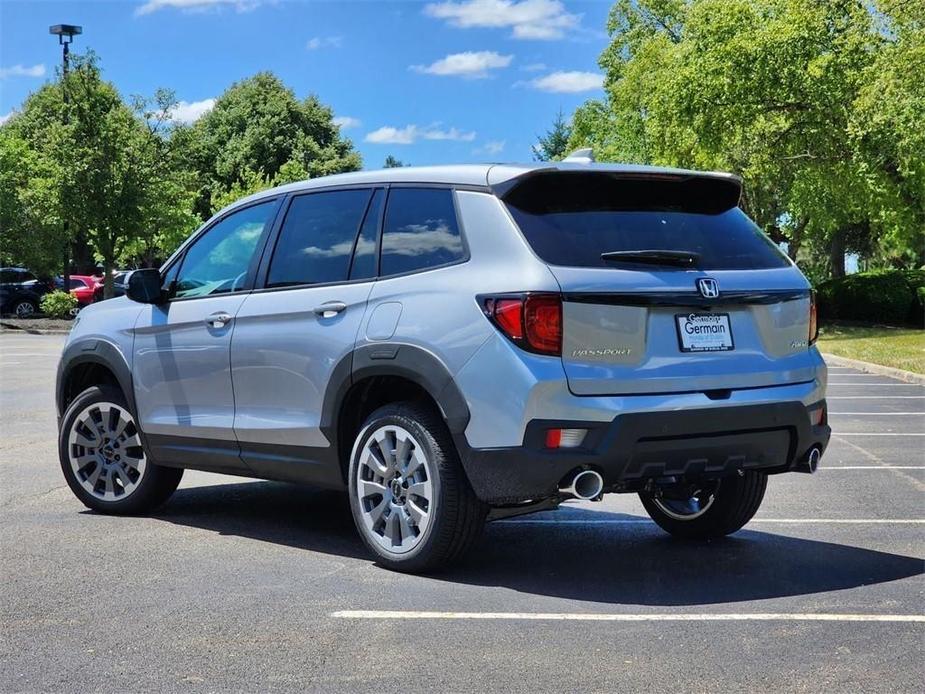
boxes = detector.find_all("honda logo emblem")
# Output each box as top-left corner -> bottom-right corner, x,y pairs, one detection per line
697,278 -> 720,298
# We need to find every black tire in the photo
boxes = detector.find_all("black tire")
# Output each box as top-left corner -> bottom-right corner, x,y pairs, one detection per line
639,472 -> 767,540
347,402 -> 486,573
58,385 -> 183,515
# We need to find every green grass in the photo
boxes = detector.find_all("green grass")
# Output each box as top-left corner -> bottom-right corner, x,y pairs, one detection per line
817,323 -> 925,374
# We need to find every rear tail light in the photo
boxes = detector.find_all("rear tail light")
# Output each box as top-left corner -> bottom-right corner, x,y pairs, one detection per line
809,290 -> 818,345
545,428 -> 587,449
483,293 -> 562,356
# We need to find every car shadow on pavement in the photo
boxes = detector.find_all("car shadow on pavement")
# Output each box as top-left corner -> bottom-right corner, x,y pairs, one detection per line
152,481 -> 923,607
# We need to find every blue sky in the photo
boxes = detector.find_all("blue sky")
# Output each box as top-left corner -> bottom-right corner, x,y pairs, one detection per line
0,0 -> 612,168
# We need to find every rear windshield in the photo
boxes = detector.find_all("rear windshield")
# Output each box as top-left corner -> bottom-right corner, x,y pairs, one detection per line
503,172 -> 790,270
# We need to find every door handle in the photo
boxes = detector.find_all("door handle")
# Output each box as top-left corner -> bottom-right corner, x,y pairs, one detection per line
205,311 -> 232,328
313,301 -> 347,319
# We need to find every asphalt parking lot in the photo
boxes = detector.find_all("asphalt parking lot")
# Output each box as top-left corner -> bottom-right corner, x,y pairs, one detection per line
1,331 -> 922,693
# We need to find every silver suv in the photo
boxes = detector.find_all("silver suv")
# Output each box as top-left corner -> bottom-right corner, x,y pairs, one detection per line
56,160 -> 830,572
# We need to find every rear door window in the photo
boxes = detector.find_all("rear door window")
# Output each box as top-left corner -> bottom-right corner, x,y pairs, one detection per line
267,189 -> 373,288
504,172 -> 790,271
380,188 -> 465,276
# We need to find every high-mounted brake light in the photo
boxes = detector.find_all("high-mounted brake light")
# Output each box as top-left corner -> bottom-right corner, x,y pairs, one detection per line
483,293 -> 562,356
809,290 -> 818,345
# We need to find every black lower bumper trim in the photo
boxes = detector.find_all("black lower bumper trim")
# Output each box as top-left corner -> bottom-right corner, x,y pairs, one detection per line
456,401 -> 830,504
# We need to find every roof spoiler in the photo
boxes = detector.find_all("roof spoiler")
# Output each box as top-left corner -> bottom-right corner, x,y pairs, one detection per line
495,168 -> 744,215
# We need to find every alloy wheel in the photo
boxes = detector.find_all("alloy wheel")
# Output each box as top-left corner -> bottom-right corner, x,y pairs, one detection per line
67,401 -> 147,501
14,301 -> 35,318
355,424 -> 434,554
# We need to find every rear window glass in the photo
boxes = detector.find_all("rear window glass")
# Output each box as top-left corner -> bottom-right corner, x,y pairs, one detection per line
504,173 -> 790,271
380,188 -> 465,276
268,189 -> 372,287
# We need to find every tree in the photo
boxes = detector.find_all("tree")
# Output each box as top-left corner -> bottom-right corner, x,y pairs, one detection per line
1,53 -> 198,298
177,72 -> 362,218
532,109 -> 572,161
569,0 -> 924,277
383,155 -> 406,168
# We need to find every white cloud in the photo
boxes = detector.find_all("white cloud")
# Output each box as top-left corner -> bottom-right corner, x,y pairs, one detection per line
424,0 -> 580,40
521,62 -> 546,72
411,51 -> 513,79
0,64 -> 46,79
306,35 -> 343,50
365,124 -> 476,145
0,111 -> 15,126
168,98 -> 216,124
524,70 -> 603,93
135,0 -> 263,16
333,116 -> 361,130
475,140 -> 506,156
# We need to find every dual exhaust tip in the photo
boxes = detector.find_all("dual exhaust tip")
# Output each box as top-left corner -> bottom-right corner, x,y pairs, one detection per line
559,469 -> 604,501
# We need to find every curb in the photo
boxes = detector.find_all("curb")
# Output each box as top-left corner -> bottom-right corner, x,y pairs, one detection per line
0,323 -> 71,336
822,352 -> 925,385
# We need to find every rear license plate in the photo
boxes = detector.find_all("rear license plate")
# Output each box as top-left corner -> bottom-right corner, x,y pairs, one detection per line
675,313 -> 734,352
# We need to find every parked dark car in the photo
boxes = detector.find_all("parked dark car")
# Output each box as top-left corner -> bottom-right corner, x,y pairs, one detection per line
0,268 -> 54,318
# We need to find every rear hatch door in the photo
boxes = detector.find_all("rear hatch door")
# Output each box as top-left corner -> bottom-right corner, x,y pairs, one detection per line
501,170 -> 816,396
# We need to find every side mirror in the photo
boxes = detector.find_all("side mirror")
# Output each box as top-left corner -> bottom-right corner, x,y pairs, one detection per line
126,268 -> 165,304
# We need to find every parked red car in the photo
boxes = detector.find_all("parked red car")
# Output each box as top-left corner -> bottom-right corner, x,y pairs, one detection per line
56,275 -> 101,306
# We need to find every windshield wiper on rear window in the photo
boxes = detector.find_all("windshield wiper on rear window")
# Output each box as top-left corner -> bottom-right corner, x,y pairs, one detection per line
600,249 -> 701,267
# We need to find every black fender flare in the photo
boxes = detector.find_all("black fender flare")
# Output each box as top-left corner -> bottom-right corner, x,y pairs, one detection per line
56,338 -> 136,418
319,342 -> 470,445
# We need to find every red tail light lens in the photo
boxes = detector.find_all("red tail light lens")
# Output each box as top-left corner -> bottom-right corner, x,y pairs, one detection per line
809,290 -> 818,345
483,293 -> 562,356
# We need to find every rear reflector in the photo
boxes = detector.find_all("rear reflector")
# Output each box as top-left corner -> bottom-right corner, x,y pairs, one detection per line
545,428 -> 587,449
483,293 -> 562,356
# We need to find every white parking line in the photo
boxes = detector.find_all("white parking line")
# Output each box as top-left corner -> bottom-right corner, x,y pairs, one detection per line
828,382 -> 923,387
823,466 -> 925,470
828,396 -> 925,399
331,611 -> 925,623
828,412 -> 924,416
835,432 -> 925,436
496,518 -> 925,525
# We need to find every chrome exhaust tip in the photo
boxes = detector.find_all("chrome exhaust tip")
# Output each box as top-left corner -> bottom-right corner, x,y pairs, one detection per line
796,446 -> 822,474
559,469 -> 604,501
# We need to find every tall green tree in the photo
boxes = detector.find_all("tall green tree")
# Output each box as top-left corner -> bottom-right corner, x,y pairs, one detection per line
533,109 -> 573,161
569,0 -> 924,276
383,155 -> 406,168
1,53 -> 199,297
177,72 -> 362,218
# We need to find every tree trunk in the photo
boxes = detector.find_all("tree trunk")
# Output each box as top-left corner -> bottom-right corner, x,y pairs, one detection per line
788,219 -> 807,261
829,229 -> 846,279
103,258 -> 114,300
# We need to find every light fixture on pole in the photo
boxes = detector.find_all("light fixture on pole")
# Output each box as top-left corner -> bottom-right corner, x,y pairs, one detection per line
48,24 -> 82,286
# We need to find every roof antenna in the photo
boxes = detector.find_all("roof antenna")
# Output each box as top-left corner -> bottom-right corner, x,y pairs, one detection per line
562,148 -> 595,164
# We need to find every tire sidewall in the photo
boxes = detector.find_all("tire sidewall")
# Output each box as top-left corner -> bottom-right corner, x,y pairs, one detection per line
347,407 -> 446,568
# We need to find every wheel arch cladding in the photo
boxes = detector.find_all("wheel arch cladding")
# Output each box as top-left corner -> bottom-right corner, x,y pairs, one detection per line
320,343 -> 471,481
57,339 -> 135,418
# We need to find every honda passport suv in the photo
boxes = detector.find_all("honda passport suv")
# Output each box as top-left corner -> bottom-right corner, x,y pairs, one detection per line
56,158 -> 830,572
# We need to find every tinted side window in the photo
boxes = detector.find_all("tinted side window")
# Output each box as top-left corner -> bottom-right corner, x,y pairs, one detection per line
175,201 -> 275,299
380,188 -> 464,276
267,190 -> 372,288
349,189 -> 383,281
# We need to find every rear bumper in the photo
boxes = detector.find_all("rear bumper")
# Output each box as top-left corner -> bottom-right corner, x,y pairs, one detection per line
457,400 -> 830,504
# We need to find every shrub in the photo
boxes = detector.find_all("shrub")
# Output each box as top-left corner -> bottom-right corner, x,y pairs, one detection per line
40,290 -> 78,319
817,270 -> 924,327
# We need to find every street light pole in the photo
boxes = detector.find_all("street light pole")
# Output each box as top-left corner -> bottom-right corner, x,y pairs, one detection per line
48,24 -> 82,290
